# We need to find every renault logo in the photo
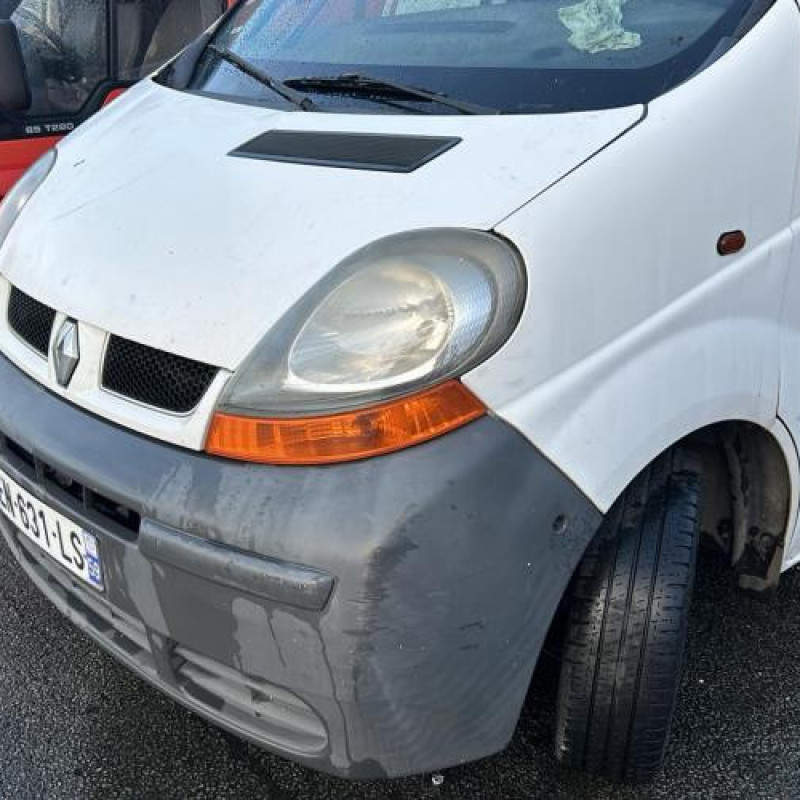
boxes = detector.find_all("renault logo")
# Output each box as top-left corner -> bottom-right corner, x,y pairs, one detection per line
52,319 -> 80,387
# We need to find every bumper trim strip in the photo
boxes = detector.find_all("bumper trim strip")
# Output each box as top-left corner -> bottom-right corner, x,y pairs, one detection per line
139,520 -> 335,611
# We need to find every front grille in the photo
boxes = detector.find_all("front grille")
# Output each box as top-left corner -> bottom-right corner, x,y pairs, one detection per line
0,433 -> 141,540
7,287 -> 56,356
102,336 -> 217,414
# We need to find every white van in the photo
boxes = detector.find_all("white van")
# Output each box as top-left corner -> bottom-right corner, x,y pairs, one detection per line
0,0 -> 797,783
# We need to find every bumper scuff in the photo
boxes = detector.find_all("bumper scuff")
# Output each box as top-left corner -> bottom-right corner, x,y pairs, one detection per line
0,353 -> 602,778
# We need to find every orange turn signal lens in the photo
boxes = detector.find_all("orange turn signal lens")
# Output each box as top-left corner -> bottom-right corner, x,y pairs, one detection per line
205,380 -> 486,465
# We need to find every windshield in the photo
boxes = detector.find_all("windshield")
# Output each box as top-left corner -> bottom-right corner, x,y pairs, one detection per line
187,0 -> 766,114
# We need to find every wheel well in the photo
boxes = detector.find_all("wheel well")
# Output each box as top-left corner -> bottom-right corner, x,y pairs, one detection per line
682,421 -> 792,590
541,420 -> 792,668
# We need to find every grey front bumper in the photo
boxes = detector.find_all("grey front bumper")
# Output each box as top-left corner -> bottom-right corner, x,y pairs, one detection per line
0,353 -> 602,779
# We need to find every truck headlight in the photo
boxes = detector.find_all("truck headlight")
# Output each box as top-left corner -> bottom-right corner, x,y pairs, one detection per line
206,229 -> 526,464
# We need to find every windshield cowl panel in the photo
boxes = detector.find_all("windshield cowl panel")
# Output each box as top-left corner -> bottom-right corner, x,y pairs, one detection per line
182,0 -> 773,115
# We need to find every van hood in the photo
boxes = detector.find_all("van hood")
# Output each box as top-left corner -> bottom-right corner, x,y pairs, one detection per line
1,81 -> 642,370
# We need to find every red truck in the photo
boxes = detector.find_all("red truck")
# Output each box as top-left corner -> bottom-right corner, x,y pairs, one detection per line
0,0 -> 233,198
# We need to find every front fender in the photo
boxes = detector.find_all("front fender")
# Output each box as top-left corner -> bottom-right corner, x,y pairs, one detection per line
464,0 -> 800,513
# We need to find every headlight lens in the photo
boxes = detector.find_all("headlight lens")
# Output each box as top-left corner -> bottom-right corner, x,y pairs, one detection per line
220,229 -> 526,416
287,262 -> 456,390
0,149 -> 57,253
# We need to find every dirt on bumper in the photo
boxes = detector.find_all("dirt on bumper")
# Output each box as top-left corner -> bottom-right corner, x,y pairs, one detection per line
0,353 -> 602,778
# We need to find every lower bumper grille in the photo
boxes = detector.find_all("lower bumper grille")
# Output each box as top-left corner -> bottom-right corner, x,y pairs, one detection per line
1,519 -> 328,758
174,647 -> 327,753
13,528 -> 158,673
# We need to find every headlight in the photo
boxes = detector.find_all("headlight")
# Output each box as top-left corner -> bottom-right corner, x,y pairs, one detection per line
206,229 -> 526,465
0,149 -> 57,253
219,229 -> 526,416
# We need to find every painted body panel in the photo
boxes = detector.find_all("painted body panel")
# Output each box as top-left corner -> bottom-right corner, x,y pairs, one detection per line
0,89 -> 128,198
470,0 -> 800,524
0,82 -> 641,372
778,133 -> 800,563
0,0 -> 235,198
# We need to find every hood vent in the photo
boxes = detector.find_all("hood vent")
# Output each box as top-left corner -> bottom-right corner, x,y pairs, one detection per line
230,130 -> 461,173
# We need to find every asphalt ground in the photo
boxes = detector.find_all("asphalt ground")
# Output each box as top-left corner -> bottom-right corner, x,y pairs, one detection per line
2,540 -> 800,800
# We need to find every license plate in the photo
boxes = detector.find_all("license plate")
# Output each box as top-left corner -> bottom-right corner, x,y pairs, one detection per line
0,467 -> 103,590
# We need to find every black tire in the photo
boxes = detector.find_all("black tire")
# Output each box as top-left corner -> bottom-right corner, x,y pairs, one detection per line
554,449 -> 701,783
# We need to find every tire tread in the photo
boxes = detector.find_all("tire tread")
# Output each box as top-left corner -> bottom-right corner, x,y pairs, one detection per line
554,449 -> 701,782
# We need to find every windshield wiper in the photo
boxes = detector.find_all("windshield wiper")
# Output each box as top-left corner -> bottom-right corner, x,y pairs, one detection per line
284,73 -> 500,115
208,46 -> 318,112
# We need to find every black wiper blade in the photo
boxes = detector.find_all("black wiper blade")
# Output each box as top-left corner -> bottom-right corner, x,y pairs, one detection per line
284,73 -> 500,116
208,46 -> 318,112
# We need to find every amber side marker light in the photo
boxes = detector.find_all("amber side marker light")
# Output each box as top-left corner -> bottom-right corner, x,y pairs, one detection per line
717,230 -> 747,257
206,380 -> 486,465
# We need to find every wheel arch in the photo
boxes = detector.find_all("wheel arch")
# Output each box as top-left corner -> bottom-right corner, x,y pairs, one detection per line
680,418 -> 796,590
535,416 -> 797,752
574,415 -> 798,591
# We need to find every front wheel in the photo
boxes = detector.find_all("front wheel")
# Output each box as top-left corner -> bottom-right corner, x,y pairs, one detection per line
555,449 -> 701,783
